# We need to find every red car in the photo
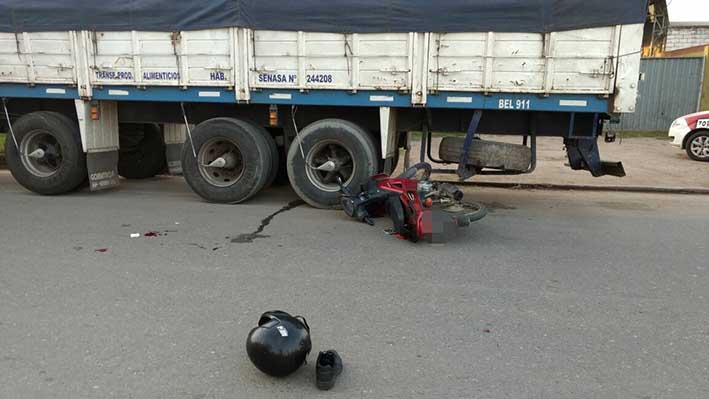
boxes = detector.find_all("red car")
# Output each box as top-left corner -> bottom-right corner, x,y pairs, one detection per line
669,110 -> 709,161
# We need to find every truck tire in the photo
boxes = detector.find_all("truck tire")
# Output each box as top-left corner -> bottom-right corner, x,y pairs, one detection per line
5,111 -> 87,195
287,119 -> 378,209
241,121 -> 280,188
438,137 -> 532,172
118,123 -> 166,179
270,145 -> 290,186
181,117 -> 273,203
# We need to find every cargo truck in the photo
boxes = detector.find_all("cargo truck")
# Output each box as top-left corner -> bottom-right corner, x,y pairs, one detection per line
0,1 -> 648,208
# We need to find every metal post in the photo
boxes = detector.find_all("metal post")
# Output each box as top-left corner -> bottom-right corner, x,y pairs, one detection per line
2,98 -> 19,149
567,112 -> 576,138
419,123 -> 428,163
456,109 -> 483,180
402,132 -> 411,171
180,102 -> 197,158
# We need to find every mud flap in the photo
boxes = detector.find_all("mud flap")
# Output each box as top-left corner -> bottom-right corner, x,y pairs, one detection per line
75,99 -> 120,191
87,150 -> 119,191
565,138 -> 625,177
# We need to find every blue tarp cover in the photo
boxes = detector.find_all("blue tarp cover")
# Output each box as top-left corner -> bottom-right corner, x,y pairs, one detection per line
0,0 -> 648,33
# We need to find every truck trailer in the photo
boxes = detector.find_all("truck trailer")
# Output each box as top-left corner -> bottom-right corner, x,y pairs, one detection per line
0,1 -> 648,208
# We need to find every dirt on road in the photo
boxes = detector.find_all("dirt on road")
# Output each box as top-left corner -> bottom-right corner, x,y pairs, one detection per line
407,136 -> 709,190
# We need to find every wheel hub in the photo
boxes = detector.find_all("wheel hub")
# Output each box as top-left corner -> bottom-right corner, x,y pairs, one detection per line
206,152 -> 239,169
690,135 -> 709,159
20,130 -> 63,177
197,137 -> 245,187
305,141 -> 355,192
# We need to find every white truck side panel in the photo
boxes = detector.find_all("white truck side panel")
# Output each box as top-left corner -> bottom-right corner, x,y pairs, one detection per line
613,24 -> 644,113
0,24 -> 645,109
87,29 -> 236,88
428,26 -> 621,94
249,31 -> 412,91
0,32 -> 76,84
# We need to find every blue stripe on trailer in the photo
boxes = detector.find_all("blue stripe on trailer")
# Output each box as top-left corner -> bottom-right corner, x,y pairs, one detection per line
92,86 -> 411,106
0,83 -> 79,99
0,83 -> 611,114
91,86 -> 235,103
426,92 -> 610,113
249,89 -> 411,107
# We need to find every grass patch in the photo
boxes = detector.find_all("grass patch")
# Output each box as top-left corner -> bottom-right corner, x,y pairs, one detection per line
616,130 -> 669,140
408,130 -> 670,141
0,133 -> 5,154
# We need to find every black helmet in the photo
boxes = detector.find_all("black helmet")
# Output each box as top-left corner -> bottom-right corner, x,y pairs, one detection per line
246,310 -> 312,377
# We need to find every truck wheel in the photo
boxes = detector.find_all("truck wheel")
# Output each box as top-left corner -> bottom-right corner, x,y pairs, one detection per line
5,111 -> 87,195
270,145 -> 290,186
241,121 -> 280,188
685,130 -> 709,162
181,117 -> 273,203
287,119 -> 378,209
118,123 -> 166,179
438,137 -> 532,172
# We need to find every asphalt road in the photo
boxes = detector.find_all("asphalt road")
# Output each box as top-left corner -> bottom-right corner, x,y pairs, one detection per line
1,171 -> 708,399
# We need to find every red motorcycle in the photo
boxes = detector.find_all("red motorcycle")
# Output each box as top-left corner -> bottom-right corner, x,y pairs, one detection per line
340,163 -> 486,243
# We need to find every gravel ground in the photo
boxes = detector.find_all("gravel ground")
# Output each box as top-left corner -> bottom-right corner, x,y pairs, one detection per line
408,136 -> 709,190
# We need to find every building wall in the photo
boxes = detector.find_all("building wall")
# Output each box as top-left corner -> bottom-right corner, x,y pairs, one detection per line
618,57 -> 704,131
702,49 -> 709,112
666,25 -> 709,52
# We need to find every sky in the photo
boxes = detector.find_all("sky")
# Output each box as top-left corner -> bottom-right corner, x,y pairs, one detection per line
667,0 -> 709,22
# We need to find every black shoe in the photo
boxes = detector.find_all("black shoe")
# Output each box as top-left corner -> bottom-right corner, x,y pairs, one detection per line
316,350 -> 342,390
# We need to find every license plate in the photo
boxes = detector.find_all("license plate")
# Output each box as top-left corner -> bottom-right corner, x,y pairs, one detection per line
697,119 -> 709,129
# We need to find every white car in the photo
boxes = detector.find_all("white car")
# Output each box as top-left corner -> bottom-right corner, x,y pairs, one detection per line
669,110 -> 709,162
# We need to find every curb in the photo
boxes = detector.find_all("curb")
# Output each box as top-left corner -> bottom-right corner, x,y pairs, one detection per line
451,181 -> 709,195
